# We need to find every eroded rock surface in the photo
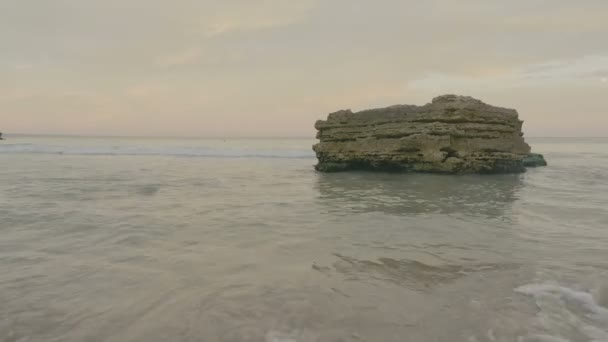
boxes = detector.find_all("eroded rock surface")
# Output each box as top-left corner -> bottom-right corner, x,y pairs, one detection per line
313,95 -> 543,173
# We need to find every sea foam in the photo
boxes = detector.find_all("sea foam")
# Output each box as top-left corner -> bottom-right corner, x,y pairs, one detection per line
515,283 -> 608,342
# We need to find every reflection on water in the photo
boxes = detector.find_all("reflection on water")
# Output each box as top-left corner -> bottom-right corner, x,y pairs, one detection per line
315,172 -> 523,218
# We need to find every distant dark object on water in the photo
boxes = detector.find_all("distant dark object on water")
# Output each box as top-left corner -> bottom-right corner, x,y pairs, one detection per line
0,132 -> 4,140
313,95 -> 548,174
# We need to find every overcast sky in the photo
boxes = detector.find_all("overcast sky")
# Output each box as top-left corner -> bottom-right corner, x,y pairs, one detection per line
1,0 -> 607,137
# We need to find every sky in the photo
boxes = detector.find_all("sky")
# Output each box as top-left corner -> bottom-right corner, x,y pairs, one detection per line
1,0 -> 607,137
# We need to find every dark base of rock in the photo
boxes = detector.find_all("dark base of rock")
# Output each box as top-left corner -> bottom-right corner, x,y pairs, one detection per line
315,159 -> 526,174
314,162 -> 350,172
522,153 -> 547,167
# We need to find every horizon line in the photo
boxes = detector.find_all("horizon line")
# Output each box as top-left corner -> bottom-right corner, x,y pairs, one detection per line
2,133 -> 608,139
2,132 -> 316,139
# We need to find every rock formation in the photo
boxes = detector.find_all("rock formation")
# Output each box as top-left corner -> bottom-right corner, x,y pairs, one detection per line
313,95 -> 546,174
522,153 -> 548,167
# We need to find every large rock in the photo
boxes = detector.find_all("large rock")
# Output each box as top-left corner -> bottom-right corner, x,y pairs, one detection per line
313,95 -> 544,174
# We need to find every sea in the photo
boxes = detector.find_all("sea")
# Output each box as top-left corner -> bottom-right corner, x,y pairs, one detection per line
1,135 -> 607,342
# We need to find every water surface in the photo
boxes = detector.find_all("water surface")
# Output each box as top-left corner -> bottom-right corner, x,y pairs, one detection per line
1,136 -> 607,342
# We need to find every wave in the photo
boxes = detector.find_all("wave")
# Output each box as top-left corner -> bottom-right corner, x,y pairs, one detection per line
515,283 -> 608,342
0,143 -> 315,159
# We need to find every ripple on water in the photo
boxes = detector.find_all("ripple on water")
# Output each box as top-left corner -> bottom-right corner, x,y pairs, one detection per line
312,254 -> 521,290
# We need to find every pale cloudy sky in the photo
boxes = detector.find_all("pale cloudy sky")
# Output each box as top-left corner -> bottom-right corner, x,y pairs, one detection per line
1,0 -> 607,137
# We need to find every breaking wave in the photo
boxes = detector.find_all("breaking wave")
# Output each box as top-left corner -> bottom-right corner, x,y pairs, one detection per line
515,283 -> 608,342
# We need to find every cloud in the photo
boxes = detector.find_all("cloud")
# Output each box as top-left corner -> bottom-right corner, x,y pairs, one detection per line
199,0 -> 320,37
0,89 -> 34,103
155,48 -> 204,68
150,1 -> 320,68
409,55 -> 608,93
503,4 -> 608,33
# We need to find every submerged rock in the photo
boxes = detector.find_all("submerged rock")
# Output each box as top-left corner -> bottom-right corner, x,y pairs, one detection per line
313,95 -> 546,174
522,153 -> 548,167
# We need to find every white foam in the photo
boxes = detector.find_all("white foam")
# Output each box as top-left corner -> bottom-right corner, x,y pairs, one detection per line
517,334 -> 570,342
265,331 -> 298,342
265,330 -> 319,342
516,283 -> 608,317
515,283 -> 608,342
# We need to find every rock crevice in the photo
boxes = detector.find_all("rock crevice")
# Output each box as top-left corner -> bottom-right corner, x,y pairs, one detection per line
313,95 -> 546,174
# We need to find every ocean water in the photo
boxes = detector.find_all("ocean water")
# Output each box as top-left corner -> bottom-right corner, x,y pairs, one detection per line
1,135 -> 607,342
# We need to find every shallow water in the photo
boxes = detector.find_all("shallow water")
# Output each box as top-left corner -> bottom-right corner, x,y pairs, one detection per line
1,136 -> 607,342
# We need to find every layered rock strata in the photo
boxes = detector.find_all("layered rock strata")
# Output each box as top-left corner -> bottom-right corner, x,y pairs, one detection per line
313,95 -> 545,173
